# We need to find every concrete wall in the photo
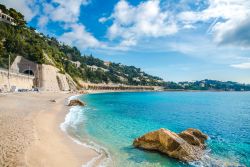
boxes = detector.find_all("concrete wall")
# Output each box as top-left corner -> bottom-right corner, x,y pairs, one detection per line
39,64 -> 70,91
11,56 -> 38,75
10,56 -> 72,92
57,73 -> 70,91
0,68 -> 34,92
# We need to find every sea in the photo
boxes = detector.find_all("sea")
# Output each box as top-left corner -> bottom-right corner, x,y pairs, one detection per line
61,92 -> 250,167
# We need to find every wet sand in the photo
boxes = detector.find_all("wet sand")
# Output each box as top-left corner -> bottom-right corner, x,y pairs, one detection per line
0,92 -> 97,167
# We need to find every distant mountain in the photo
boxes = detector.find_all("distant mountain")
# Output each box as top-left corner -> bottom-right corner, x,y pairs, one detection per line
0,4 -> 164,86
164,79 -> 250,91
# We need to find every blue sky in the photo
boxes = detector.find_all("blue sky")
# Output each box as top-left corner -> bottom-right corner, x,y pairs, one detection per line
2,0 -> 250,83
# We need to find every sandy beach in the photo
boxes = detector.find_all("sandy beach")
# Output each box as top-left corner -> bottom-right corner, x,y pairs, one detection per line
0,92 -> 97,167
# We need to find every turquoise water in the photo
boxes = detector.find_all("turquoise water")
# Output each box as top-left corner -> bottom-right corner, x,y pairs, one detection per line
73,92 -> 250,167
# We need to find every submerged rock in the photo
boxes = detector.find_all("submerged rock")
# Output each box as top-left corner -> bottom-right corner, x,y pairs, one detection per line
133,128 -> 208,162
68,99 -> 85,106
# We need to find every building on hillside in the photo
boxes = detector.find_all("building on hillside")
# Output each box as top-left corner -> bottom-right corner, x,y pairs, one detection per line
70,60 -> 81,68
200,83 -> 205,88
87,65 -> 98,71
0,9 -> 16,25
104,61 -> 111,66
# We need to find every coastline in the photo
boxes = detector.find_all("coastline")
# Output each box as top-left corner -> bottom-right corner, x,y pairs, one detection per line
0,89 -> 159,167
63,91 -> 248,167
0,90 -> 248,166
0,92 -> 98,167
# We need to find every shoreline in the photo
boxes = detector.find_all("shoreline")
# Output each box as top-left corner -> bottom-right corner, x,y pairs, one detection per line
0,89 -> 158,167
64,91 -> 248,167
0,90 -> 248,166
0,92 -> 98,167
61,94 -> 113,167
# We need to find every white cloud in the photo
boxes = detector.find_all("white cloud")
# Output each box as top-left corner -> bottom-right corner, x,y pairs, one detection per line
101,0 -> 250,50
36,0 -> 101,50
42,0 -> 89,23
98,17 -> 109,23
104,0 -> 178,47
0,0 -> 38,21
212,15 -> 250,46
59,23 -> 100,49
177,0 -> 250,46
231,62 -> 250,69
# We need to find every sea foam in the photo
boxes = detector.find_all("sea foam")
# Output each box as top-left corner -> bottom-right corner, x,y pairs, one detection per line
60,96 -> 112,167
190,151 -> 245,167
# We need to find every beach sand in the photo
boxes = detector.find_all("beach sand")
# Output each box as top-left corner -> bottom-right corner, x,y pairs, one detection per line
0,92 -> 97,167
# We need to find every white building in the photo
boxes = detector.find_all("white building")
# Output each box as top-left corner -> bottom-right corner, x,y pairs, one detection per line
0,9 -> 16,25
70,60 -> 81,68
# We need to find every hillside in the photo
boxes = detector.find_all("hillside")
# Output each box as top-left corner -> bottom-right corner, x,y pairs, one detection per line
164,79 -> 250,91
0,4 -> 164,86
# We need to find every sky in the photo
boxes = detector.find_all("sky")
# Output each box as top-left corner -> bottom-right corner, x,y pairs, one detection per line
1,0 -> 250,83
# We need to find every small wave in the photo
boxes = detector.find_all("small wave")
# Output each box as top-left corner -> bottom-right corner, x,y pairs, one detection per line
60,98 -> 113,167
81,140 -> 112,167
60,106 -> 85,131
64,95 -> 81,106
190,151 -> 245,167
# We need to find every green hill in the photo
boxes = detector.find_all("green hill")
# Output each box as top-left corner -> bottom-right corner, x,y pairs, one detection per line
0,4 -> 164,86
164,79 -> 250,91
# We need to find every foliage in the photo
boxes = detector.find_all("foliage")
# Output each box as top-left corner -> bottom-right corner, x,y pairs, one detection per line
0,3 -> 164,86
165,79 -> 250,91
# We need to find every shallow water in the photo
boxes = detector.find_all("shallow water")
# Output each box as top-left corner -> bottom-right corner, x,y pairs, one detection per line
68,92 -> 250,167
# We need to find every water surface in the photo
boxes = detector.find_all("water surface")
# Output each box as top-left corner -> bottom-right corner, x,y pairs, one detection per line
73,92 -> 250,167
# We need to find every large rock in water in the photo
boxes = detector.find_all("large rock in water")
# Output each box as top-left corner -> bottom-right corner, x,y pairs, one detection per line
133,128 -> 208,162
68,99 -> 85,106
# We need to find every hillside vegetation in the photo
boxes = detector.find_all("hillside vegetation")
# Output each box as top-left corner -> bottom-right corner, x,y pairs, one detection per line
164,79 -> 250,91
0,4 -> 164,86
1,4 -> 249,91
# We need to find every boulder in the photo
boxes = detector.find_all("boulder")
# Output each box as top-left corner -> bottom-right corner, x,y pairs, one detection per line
133,128 -> 208,162
178,128 -> 208,149
68,99 -> 85,106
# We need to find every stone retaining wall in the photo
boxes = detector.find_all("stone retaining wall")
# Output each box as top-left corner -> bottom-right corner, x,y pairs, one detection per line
0,69 -> 34,92
10,56 -> 71,91
39,64 -> 70,91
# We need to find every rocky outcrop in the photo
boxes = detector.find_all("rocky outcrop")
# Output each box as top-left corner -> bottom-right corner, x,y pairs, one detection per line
133,128 -> 208,162
68,99 -> 85,106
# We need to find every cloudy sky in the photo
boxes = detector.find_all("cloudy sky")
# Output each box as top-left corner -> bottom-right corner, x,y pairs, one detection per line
1,0 -> 250,83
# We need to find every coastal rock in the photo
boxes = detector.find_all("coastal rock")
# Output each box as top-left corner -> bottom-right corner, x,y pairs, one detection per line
68,99 -> 85,106
178,128 -> 208,149
133,128 -> 208,162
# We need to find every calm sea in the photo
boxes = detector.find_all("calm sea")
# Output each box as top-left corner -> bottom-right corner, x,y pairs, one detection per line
64,92 -> 250,167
